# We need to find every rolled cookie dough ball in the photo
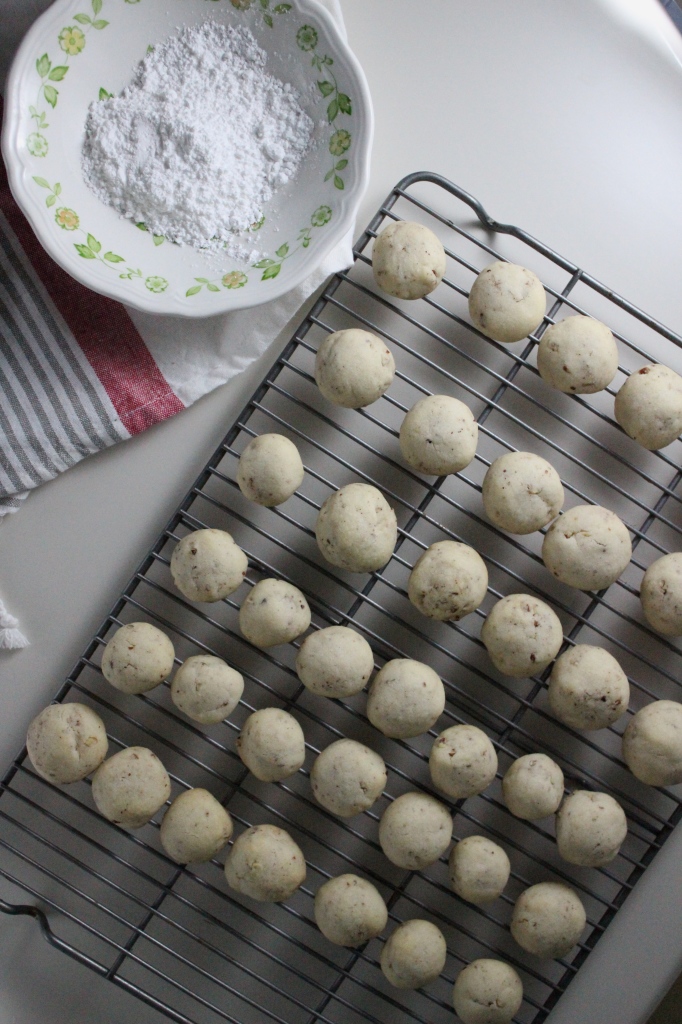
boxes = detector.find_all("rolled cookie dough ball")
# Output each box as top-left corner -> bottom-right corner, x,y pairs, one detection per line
429,725 -> 498,799
311,738 -> 386,817
502,753 -> 564,820
239,579 -> 311,648
171,655 -> 243,725
615,364 -> 682,450
511,882 -> 586,959
453,959 -> 523,1024
556,790 -> 627,867
92,746 -> 171,829
408,540 -> 488,622
316,483 -> 397,573
236,708 -> 305,782
27,703 -> 108,785
224,824 -> 306,902
542,505 -> 632,591
640,553 -> 682,637
237,434 -> 304,506
449,836 -> 510,905
381,919 -> 447,990
481,594 -> 563,678
468,261 -> 546,344
548,645 -> 629,730
537,315 -> 618,394
315,330 -> 395,409
399,395 -> 478,476
367,659 -> 445,739
482,451 -> 564,535
379,791 -> 452,869
296,625 -> 374,699
315,874 -> 387,946
622,700 -> 682,786
170,529 -> 247,603
160,788 -> 233,863
102,622 -> 175,695
372,221 -> 446,300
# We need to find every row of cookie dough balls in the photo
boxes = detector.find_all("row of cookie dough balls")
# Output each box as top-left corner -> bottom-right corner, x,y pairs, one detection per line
97,598 -> 682,795
234,426 -> 679,636
371,219 -> 682,452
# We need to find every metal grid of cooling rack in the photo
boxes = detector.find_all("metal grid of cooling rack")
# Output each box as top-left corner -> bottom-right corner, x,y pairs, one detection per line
2,171 -> 682,1024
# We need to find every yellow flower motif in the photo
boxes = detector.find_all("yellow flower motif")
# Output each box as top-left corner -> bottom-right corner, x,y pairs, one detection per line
296,25 -> 318,51
329,129 -> 351,156
222,271 -> 248,290
311,205 -> 332,227
145,276 -> 168,293
59,26 -> 86,56
27,133 -> 48,157
55,207 -> 79,231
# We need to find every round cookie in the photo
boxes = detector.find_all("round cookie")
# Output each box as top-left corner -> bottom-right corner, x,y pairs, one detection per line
316,483 -> 397,573
367,659 -> 445,739
372,220 -> 446,300
378,792 -> 453,870
453,959 -> 523,1024
311,738 -> 386,817
408,540 -> 488,622
26,703 -> 108,785
615,363 -> 682,450
468,261 -> 546,344
160,788 -> 233,863
171,655 -> 243,725
511,882 -> 586,959
481,594 -> 563,678
295,626 -> 374,699
236,708 -> 305,782
482,451 -> 564,535
314,329 -> 395,409
101,621 -> 175,695
502,754 -> 564,821
399,395 -> 478,476
224,824 -> 306,902
537,315 -> 618,394
239,578 -> 310,648
449,836 -> 510,905
548,645 -> 629,730
640,553 -> 682,637
622,700 -> 682,786
381,919 -> 447,990
429,725 -> 498,799
556,790 -> 627,867
315,874 -> 387,946
92,746 -> 171,829
542,505 -> 632,591
237,434 -> 304,506
170,529 -> 247,603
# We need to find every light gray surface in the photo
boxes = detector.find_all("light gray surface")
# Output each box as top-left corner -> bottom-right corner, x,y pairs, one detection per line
1,1 -> 682,1021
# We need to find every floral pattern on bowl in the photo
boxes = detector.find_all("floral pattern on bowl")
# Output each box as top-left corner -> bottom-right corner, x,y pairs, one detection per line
2,0 -> 373,316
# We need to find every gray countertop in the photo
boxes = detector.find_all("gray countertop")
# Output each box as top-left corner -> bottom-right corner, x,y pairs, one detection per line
2,1 -> 682,1021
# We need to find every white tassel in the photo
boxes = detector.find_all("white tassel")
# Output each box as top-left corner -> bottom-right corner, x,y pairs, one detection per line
0,598 -> 29,650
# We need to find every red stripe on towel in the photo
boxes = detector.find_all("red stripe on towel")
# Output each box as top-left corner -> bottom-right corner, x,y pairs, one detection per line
0,124 -> 184,434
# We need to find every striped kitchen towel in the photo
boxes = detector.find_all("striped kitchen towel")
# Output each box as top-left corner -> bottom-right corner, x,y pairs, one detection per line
0,154 -> 185,515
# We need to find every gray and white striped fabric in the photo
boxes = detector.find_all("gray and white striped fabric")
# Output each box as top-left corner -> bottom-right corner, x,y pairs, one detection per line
0,211 -> 129,514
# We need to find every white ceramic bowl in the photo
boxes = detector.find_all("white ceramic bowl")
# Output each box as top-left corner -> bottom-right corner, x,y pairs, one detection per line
2,0 -> 372,317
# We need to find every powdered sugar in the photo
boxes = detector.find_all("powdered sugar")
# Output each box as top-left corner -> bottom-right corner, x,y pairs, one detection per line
81,21 -> 315,259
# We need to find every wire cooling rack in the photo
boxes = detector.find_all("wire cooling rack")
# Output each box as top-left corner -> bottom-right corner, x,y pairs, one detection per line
2,172 -> 682,1024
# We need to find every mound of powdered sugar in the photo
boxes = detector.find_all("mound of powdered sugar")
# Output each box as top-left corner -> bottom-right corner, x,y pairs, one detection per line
81,21 -> 315,258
